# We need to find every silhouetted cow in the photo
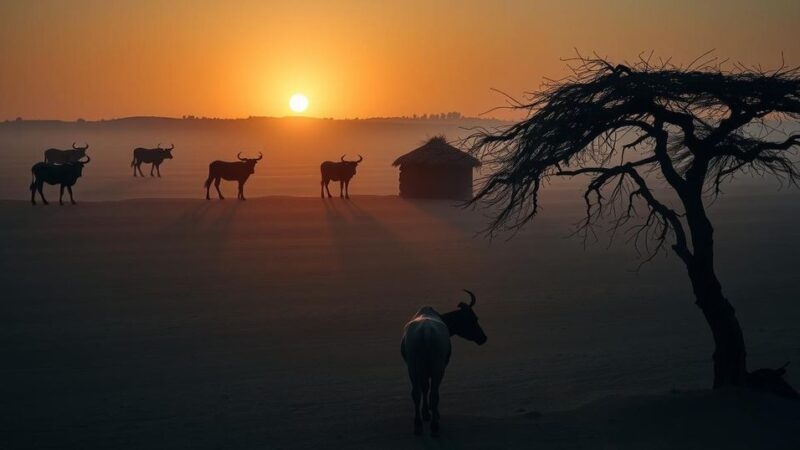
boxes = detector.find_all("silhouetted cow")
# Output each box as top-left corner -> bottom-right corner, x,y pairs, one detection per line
401,290 -> 487,436
30,156 -> 91,205
44,142 -> 89,165
132,143 -> 174,177
320,154 -> 362,199
204,152 -> 263,200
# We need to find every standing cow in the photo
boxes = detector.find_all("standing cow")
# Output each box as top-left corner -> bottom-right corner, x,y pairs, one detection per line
204,152 -> 263,200
132,143 -> 174,177
44,142 -> 89,164
401,290 -> 487,436
320,154 -> 363,199
30,156 -> 91,205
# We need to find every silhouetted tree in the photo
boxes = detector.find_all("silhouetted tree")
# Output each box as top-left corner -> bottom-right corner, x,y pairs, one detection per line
468,54 -> 800,390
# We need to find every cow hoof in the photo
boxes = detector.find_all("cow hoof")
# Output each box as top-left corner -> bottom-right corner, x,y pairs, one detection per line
71,201 -> 77,205
422,411 -> 431,422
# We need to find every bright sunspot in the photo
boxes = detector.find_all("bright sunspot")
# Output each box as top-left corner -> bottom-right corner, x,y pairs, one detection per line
289,94 -> 309,113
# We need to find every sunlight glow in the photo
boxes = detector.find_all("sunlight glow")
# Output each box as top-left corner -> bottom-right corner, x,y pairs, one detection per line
289,94 -> 309,113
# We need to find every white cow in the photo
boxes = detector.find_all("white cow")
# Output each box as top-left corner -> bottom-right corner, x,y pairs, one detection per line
401,290 -> 487,436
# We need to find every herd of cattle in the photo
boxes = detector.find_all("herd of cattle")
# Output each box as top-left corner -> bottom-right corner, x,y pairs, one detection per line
29,142 -> 364,204
30,142 -> 488,436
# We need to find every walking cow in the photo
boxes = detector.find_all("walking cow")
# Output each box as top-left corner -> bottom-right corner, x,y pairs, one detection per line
320,154 -> 362,199
204,152 -> 263,200
401,290 -> 487,436
132,143 -> 174,177
30,156 -> 91,205
44,142 -> 89,165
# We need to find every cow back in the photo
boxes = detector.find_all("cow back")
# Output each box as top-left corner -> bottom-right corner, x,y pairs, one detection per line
402,309 -> 451,372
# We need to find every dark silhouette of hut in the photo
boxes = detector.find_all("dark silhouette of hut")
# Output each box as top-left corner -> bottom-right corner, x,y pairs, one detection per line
392,136 -> 481,200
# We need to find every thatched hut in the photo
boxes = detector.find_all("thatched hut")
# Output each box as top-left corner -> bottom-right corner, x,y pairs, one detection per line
392,136 -> 481,200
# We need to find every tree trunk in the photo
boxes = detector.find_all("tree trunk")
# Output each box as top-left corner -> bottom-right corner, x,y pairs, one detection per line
687,265 -> 747,387
682,185 -> 748,388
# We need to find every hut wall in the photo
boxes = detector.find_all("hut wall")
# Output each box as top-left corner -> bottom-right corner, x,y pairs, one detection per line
398,165 -> 473,200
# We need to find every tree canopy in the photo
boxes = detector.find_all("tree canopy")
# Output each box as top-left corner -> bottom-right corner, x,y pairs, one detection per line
468,54 -> 800,259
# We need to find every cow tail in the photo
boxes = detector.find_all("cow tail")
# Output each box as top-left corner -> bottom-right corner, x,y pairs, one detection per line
29,171 -> 35,191
203,177 -> 212,189
131,157 -> 135,167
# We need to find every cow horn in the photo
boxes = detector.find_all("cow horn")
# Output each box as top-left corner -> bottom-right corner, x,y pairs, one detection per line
340,154 -> 346,162
238,152 -> 246,161
80,155 -> 91,164
356,154 -> 363,163
463,289 -> 476,307
156,143 -> 162,149
167,143 -> 174,150
83,142 -> 89,150
255,152 -> 263,161
72,142 -> 78,149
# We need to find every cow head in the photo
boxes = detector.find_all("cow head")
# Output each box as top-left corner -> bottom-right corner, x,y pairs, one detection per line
68,155 -> 91,176
340,154 -> 363,176
238,151 -> 263,173
446,290 -> 487,345
161,143 -> 175,159
71,142 -> 89,158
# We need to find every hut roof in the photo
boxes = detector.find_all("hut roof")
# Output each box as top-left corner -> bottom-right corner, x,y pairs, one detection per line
392,136 -> 481,168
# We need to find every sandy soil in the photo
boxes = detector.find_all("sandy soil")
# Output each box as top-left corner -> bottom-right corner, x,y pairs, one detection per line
1,194 -> 799,449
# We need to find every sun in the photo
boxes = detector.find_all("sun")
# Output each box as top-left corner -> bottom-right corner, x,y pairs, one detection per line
289,93 -> 309,113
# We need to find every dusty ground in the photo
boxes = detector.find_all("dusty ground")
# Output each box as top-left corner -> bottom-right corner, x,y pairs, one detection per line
1,194 -> 799,449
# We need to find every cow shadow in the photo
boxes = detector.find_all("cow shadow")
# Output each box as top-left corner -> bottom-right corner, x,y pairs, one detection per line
322,198 -> 435,295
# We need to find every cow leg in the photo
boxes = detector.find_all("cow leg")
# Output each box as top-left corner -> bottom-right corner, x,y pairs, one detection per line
339,181 -> 344,198
133,161 -> 138,177
429,372 -> 444,436
30,182 -> 36,205
344,180 -> 350,199
214,178 -> 224,199
68,185 -> 76,204
238,180 -> 245,200
320,180 -> 325,198
410,377 -> 423,435
421,377 -> 432,421
156,163 -> 162,177
150,163 -> 155,177
137,163 -> 145,177
59,185 -> 65,205
324,180 -> 332,198
38,184 -> 48,205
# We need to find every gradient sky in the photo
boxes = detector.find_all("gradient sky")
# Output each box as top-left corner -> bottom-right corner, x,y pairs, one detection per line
1,0 -> 798,120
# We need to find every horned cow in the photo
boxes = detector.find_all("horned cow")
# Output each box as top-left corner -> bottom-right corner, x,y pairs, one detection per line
320,154 -> 362,199
401,290 -> 487,436
204,152 -> 263,200
30,156 -> 91,205
44,142 -> 89,165
132,143 -> 174,177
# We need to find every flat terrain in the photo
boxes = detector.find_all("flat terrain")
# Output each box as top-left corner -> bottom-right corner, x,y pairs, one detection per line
2,194 -> 799,449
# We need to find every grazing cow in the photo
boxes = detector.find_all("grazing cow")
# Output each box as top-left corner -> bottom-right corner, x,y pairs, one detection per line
30,156 -> 91,205
320,154 -> 362,199
204,152 -> 263,200
44,142 -> 89,165
401,290 -> 487,436
132,143 -> 174,177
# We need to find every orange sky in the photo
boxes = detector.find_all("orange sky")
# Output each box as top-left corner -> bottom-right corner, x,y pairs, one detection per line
1,0 -> 798,120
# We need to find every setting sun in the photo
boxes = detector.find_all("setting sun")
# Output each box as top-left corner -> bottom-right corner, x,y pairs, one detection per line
289,94 -> 309,113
